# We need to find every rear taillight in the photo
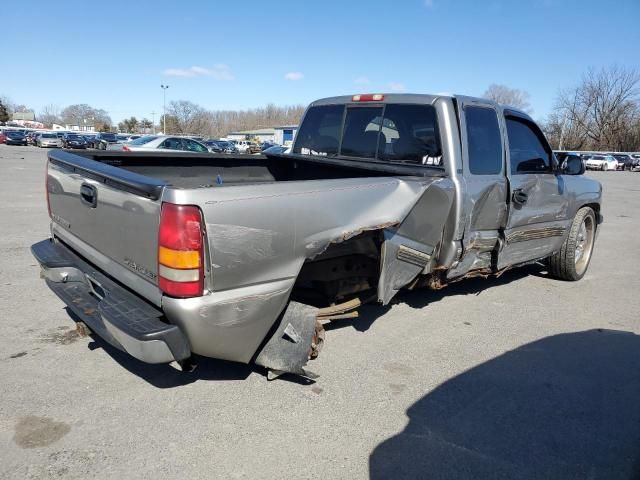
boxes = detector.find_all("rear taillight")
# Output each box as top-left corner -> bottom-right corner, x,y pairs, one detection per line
122,144 -> 130,151
158,203 -> 204,298
45,161 -> 51,218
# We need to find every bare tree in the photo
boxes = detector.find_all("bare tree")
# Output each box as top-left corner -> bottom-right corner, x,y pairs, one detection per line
483,84 -> 532,113
39,104 -> 62,127
139,118 -> 153,133
61,104 -> 112,129
167,100 -> 208,134
551,66 -> 640,151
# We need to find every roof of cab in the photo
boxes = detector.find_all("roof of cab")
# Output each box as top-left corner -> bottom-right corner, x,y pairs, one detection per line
308,92 -> 534,123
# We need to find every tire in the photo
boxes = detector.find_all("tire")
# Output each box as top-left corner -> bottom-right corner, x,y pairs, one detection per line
602,164 -> 607,171
547,207 -> 596,281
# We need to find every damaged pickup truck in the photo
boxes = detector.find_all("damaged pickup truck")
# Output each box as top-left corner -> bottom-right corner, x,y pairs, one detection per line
32,93 -> 602,378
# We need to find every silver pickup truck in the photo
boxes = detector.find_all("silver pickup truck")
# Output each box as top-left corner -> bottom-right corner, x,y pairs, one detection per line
32,93 -> 602,378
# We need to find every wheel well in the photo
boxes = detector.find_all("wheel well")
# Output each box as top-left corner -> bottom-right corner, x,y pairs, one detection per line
290,231 -> 383,308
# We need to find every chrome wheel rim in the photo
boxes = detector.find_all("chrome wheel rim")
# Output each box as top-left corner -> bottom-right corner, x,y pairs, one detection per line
575,214 -> 594,275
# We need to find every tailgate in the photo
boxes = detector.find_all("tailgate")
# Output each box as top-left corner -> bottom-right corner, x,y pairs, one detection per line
47,150 -> 166,303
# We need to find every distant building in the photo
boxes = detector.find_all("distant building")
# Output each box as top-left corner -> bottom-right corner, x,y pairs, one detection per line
226,125 -> 298,145
273,125 -> 297,146
12,111 -> 36,122
64,122 -> 96,132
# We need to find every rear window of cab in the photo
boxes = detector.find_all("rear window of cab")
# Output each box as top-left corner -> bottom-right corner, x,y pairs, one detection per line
293,103 -> 442,167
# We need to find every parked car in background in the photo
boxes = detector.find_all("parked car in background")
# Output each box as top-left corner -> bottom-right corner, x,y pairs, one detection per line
610,154 -> 631,171
631,154 -> 640,171
5,131 -> 27,145
121,135 -> 211,153
260,141 -> 277,151
61,133 -> 88,149
261,144 -> 290,155
26,131 -> 39,145
55,132 -> 66,139
116,134 -> 141,143
215,140 -> 238,153
203,140 -> 223,152
91,132 -> 118,149
585,154 -> 618,171
235,140 -> 261,153
236,140 -> 262,154
37,133 -> 61,148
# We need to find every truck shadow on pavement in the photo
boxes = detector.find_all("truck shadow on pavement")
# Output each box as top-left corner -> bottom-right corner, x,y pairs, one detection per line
369,329 -> 640,480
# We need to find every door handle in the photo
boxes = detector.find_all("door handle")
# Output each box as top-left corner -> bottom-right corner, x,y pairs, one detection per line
512,189 -> 528,206
80,183 -> 98,208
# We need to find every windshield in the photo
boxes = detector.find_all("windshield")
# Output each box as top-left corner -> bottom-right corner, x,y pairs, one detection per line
129,135 -> 157,145
42,134 -> 56,138
102,133 -> 116,140
590,156 -> 604,160
293,103 -> 442,166
68,135 -> 82,139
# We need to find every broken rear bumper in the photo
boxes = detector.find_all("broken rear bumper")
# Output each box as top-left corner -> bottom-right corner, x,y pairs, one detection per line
31,238 -> 191,364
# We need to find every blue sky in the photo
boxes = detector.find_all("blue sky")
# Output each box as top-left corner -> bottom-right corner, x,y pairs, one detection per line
2,0 -> 639,124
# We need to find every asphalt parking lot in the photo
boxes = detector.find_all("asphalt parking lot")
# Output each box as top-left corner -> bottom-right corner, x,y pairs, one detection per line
1,145 -> 639,479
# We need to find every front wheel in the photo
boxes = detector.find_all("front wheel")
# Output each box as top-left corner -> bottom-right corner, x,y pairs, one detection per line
547,207 -> 596,281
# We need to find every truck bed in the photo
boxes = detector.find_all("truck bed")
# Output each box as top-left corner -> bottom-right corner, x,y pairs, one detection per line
67,150 -> 443,189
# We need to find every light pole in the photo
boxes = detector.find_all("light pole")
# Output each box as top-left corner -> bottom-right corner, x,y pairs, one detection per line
160,84 -> 169,134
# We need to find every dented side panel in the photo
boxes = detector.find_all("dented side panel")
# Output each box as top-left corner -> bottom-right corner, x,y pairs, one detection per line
377,180 -> 456,304
161,176 -> 454,362
162,278 -> 296,362
165,177 -> 443,292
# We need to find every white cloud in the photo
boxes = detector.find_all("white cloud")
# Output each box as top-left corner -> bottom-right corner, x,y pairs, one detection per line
285,72 -> 304,81
354,76 -> 371,85
388,82 -> 407,92
163,64 -> 234,80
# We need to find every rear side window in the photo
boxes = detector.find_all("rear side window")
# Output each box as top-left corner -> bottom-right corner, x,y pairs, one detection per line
130,135 -> 157,145
506,117 -> 552,174
183,139 -> 208,152
293,105 -> 344,156
161,138 -> 184,150
465,106 -> 503,175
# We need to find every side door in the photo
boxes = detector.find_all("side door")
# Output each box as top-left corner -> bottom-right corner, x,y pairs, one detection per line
448,100 -> 508,278
497,112 -> 571,269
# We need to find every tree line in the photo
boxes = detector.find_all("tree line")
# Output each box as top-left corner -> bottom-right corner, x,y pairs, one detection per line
157,102 -> 306,138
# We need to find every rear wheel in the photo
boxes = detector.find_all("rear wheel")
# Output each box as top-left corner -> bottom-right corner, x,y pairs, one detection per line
548,207 -> 596,281
602,164 -> 608,171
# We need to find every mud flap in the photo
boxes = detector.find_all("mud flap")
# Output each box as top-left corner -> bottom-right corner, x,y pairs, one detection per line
255,301 -> 319,378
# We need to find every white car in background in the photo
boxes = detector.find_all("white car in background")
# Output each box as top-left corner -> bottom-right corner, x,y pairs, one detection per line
585,154 -> 618,171
120,135 -> 213,153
